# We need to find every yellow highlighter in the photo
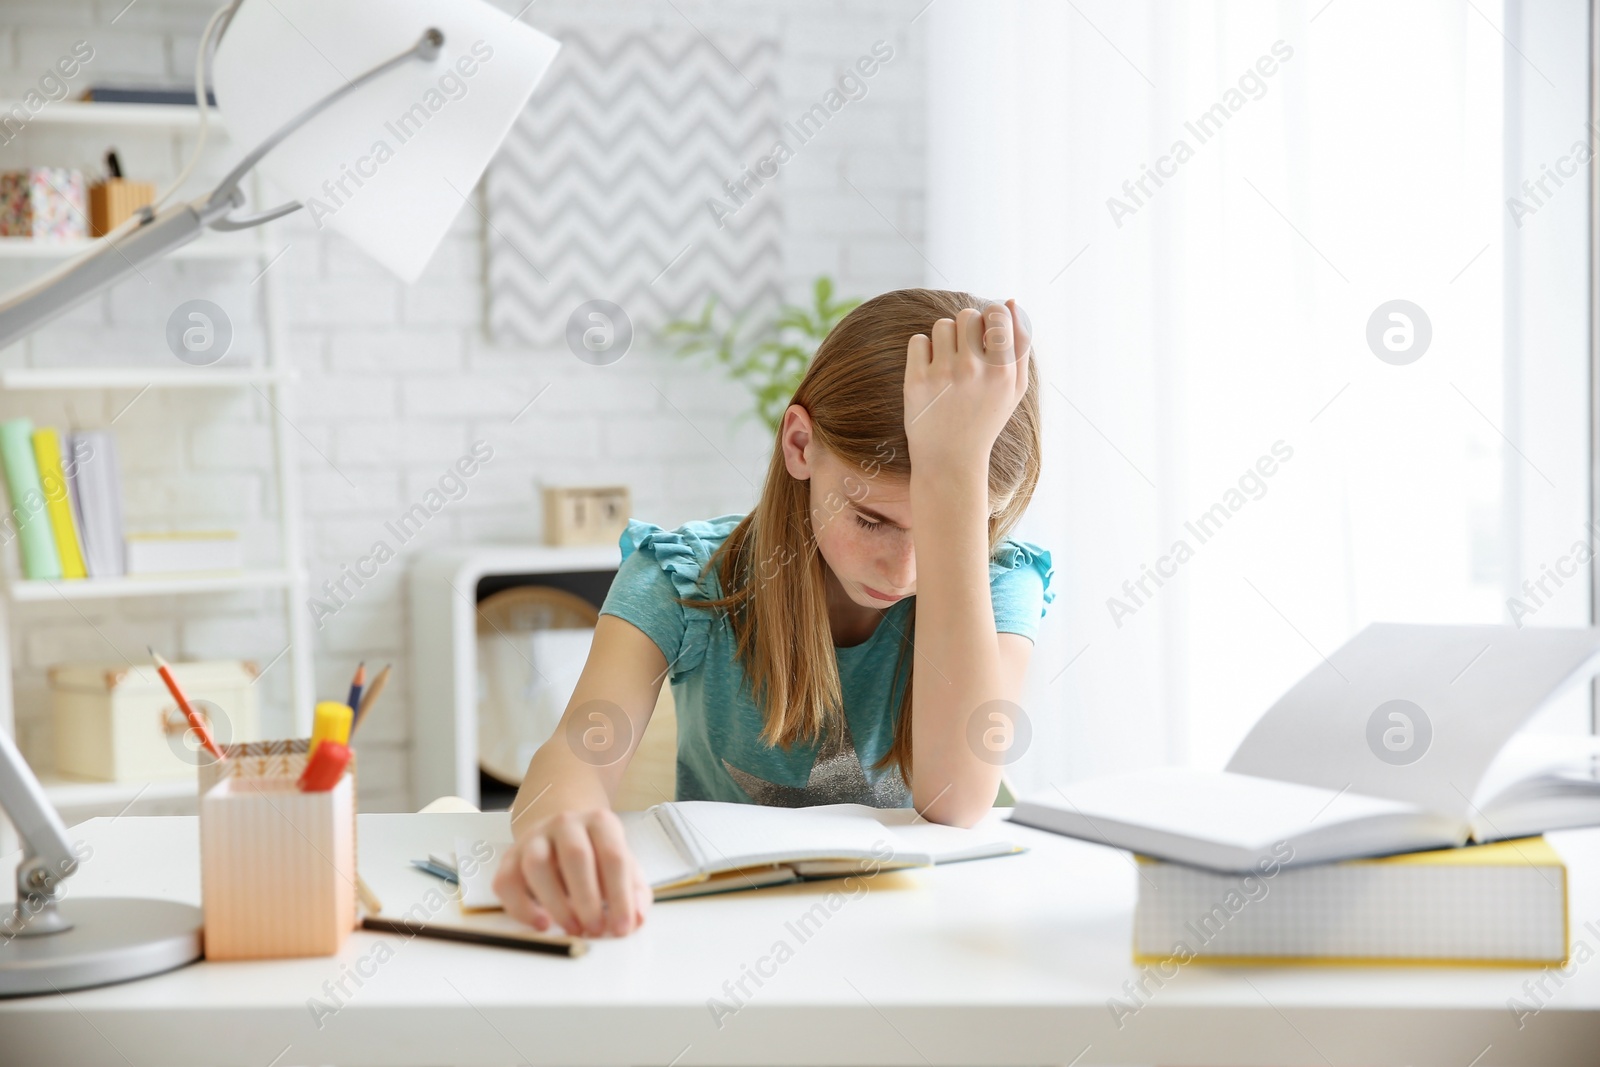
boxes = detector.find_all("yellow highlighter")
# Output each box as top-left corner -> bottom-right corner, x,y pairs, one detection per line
309,701 -> 353,760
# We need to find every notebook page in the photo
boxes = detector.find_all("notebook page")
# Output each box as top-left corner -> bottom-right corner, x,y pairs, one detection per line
664,801 -> 934,876
1475,732 -> 1600,810
1226,623 -> 1600,821
623,807 -> 699,888
805,803 -> 1022,863
455,837 -> 506,910
454,809 -> 700,908
1013,768 -> 1453,870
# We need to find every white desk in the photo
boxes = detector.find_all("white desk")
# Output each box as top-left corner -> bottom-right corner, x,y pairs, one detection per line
4,813 -> 1598,1066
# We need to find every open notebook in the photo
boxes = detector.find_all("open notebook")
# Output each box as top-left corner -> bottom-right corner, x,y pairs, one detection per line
457,801 -> 1022,906
1012,623 -> 1600,872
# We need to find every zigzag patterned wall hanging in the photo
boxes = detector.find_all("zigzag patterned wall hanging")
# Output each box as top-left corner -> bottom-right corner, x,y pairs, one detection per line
485,27 -> 784,349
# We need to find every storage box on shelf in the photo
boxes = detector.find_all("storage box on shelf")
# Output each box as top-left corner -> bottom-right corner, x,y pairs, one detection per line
50,659 -> 261,783
0,168 -> 88,240
0,103 -> 313,854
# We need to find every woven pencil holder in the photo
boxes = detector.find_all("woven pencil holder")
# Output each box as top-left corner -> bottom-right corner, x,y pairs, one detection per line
197,738 -> 359,960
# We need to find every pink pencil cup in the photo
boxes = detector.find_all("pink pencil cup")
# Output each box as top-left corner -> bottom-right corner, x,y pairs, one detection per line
198,738 -> 358,960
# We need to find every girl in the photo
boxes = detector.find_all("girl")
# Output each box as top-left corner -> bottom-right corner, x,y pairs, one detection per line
493,288 -> 1052,937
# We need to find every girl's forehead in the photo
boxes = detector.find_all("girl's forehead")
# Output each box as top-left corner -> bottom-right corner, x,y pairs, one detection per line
852,479 -> 909,503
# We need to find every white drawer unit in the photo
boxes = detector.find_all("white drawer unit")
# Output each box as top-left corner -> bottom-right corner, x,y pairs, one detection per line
408,545 -> 618,809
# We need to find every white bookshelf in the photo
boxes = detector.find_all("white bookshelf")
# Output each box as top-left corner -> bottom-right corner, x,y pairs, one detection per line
0,366 -> 292,390
4,569 -> 296,603
8,101 -> 219,129
0,235 -> 254,261
33,773 -> 198,810
0,102 -> 315,844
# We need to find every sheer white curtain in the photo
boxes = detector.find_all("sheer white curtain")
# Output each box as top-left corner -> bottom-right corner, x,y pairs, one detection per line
925,0 -> 1591,791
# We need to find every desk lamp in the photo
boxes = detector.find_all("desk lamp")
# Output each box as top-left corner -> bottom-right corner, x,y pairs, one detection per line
0,0 -> 559,343
0,0 -> 557,994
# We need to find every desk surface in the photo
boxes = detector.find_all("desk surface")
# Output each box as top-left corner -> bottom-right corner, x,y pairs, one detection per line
3,812 -> 1598,1067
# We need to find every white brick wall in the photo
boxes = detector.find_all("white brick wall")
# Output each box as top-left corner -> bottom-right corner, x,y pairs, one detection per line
0,0 -> 929,813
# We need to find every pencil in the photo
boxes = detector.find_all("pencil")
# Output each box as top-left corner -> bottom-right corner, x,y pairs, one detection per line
148,647 -> 225,761
346,661 -> 366,721
361,916 -> 587,958
356,875 -> 383,915
352,663 -> 391,734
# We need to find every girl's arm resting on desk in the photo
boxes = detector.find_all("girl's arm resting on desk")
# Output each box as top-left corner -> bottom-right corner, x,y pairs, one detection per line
494,614 -> 668,937
905,302 -> 1035,827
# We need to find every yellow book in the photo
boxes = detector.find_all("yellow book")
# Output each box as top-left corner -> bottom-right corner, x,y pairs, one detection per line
1131,837 -> 1568,967
31,428 -> 86,580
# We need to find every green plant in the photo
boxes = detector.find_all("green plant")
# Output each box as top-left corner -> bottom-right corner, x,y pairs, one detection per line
660,276 -> 861,431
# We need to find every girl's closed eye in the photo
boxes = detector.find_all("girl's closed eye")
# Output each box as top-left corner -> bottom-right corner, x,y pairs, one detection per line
854,512 -> 888,533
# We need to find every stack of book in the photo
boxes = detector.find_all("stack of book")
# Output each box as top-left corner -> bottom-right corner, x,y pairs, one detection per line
0,419 -> 243,582
1013,623 -> 1600,966
0,420 -> 122,580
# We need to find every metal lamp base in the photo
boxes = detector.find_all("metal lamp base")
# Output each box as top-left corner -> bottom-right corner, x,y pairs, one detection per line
0,898 -> 202,997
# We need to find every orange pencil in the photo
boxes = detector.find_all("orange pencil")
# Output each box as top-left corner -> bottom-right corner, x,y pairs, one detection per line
148,646 -> 225,761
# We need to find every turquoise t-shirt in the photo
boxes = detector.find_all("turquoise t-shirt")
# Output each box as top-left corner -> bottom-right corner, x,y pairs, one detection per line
599,515 -> 1054,808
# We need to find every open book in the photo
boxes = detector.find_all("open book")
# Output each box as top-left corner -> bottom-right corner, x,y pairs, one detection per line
1012,623 -> 1600,872
458,801 -> 1022,906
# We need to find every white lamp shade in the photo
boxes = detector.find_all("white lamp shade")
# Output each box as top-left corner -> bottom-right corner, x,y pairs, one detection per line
213,0 -> 559,283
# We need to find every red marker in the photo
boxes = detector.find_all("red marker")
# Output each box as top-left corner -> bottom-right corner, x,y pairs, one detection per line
149,647 -> 224,761
298,740 -> 351,792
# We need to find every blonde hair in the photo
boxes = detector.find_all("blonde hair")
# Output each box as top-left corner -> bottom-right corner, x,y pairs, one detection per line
688,288 -> 1041,781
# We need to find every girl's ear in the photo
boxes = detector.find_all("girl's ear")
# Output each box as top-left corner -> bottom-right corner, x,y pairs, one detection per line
779,404 -> 816,480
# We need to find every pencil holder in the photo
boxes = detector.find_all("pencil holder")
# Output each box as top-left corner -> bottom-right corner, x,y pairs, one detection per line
88,177 -> 154,237
198,738 -> 359,960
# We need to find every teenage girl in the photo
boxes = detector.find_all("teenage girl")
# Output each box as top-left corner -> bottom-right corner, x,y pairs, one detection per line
493,288 -> 1052,937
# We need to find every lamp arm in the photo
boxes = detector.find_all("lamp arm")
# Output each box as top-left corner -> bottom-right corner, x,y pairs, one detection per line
209,201 -> 304,231
0,723 -> 75,916
0,197 -> 233,350
203,27 -> 445,222
0,24 -> 445,349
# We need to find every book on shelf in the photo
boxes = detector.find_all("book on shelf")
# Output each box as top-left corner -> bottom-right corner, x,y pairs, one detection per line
32,427 -> 86,579
77,85 -> 218,107
0,417 -> 61,580
67,430 -> 124,579
125,531 -> 242,575
0,423 -> 246,585
1012,622 -> 1600,873
1129,835 -> 1569,967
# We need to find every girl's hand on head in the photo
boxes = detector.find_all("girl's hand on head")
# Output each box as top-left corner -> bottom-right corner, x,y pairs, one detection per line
492,807 -> 652,937
903,299 -> 1032,477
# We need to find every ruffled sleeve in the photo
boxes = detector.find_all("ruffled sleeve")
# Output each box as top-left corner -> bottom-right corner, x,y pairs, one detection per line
988,538 -> 1055,641
600,516 -> 741,684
